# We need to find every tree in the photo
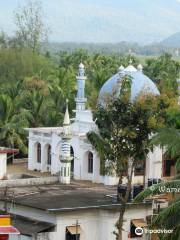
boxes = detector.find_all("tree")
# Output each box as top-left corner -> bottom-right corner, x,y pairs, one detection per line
133,105 -> 180,240
134,180 -> 180,240
87,76 -> 166,240
0,48 -> 53,85
0,94 -> 30,153
20,76 -> 49,127
144,54 -> 180,97
14,0 -> 48,52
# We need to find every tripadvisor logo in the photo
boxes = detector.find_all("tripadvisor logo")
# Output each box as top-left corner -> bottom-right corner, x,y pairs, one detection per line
135,227 -> 143,236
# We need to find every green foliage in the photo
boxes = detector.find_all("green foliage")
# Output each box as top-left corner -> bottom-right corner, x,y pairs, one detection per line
134,180 -> 180,240
144,53 -> 180,97
0,47 -> 179,157
134,110 -> 180,240
0,48 -> 52,84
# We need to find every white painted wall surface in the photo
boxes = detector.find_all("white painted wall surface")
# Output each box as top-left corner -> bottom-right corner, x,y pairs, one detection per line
27,125 -> 163,186
146,147 -> 162,182
0,153 -> 7,179
49,205 -> 152,240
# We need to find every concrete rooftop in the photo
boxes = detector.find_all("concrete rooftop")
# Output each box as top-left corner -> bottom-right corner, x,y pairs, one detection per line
0,181 -> 152,213
0,181 -> 117,212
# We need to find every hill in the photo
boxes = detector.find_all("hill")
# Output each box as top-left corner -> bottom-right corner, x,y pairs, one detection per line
161,32 -> 180,48
42,41 -> 177,57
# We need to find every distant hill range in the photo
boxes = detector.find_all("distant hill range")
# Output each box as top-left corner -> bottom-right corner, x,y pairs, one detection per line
161,32 -> 180,48
42,41 -> 178,57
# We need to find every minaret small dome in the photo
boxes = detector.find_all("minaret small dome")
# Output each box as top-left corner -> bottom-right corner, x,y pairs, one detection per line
137,64 -> 143,72
118,65 -> 125,72
79,63 -> 85,69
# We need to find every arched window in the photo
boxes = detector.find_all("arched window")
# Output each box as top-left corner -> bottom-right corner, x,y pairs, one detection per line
37,143 -> 41,163
88,152 -> 93,173
70,146 -> 74,173
47,145 -> 51,165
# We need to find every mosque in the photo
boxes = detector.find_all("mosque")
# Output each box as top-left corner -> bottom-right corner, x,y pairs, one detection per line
27,62 -> 167,186
1,62 -> 177,240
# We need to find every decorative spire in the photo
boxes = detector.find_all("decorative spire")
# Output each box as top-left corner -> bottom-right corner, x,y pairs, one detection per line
62,99 -> 71,137
63,99 -> 70,126
128,49 -> 133,65
129,58 -> 133,65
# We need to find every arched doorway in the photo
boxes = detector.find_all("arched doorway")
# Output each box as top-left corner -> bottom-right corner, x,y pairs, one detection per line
37,143 -> 41,163
88,151 -> 93,174
47,144 -> 51,165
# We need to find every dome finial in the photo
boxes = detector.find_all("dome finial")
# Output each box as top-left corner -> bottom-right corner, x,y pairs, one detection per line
63,99 -> 70,126
137,64 -> 143,72
79,62 -> 84,69
128,49 -> 133,65
118,65 -> 125,72
129,58 -> 133,65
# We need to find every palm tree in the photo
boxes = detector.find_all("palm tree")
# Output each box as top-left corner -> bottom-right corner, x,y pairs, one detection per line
134,127 -> 180,240
0,94 -> 30,153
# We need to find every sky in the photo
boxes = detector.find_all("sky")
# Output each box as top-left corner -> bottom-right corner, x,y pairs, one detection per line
1,0 -> 180,44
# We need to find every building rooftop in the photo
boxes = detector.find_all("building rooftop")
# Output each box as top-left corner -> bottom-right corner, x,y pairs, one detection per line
12,215 -> 55,236
0,181 -> 151,213
25,127 -> 63,134
0,147 -> 19,154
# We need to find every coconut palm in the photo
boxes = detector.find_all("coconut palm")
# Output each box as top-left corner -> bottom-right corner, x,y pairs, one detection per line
0,94 -> 30,153
134,127 -> 180,240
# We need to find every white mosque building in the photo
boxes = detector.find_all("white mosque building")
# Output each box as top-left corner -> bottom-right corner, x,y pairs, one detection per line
27,62 -> 164,186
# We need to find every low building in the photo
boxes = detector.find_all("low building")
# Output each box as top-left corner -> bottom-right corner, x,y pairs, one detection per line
0,148 -> 19,180
0,182 -> 153,240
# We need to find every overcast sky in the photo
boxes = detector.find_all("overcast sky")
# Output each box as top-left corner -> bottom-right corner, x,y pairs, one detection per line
1,0 -> 180,44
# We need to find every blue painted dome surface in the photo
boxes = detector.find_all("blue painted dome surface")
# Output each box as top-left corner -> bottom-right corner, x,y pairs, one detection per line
99,67 -> 160,105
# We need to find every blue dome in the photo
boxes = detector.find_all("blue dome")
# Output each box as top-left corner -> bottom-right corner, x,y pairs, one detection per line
99,65 -> 160,105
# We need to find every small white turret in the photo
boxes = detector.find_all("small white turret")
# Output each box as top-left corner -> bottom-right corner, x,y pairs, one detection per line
60,99 -> 72,184
137,64 -> 143,72
118,65 -> 125,72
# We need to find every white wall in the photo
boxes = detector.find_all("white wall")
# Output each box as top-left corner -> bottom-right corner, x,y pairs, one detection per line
27,128 -> 163,187
146,147 -> 162,182
0,153 -> 7,179
49,205 -> 152,240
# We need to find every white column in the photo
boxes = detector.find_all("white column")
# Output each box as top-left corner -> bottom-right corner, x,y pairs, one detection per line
60,163 -> 71,184
28,139 -> 36,171
41,143 -> 47,172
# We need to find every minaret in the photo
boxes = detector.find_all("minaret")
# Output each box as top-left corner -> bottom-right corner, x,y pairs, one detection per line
60,99 -> 72,184
75,63 -> 87,111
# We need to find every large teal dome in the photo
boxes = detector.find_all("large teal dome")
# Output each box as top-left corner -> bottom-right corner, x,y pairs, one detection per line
99,64 -> 160,105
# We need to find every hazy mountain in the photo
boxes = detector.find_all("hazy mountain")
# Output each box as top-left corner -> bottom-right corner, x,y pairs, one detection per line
161,32 -> 180,48
42,41 -> 175,56
1,0 -> 180,44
